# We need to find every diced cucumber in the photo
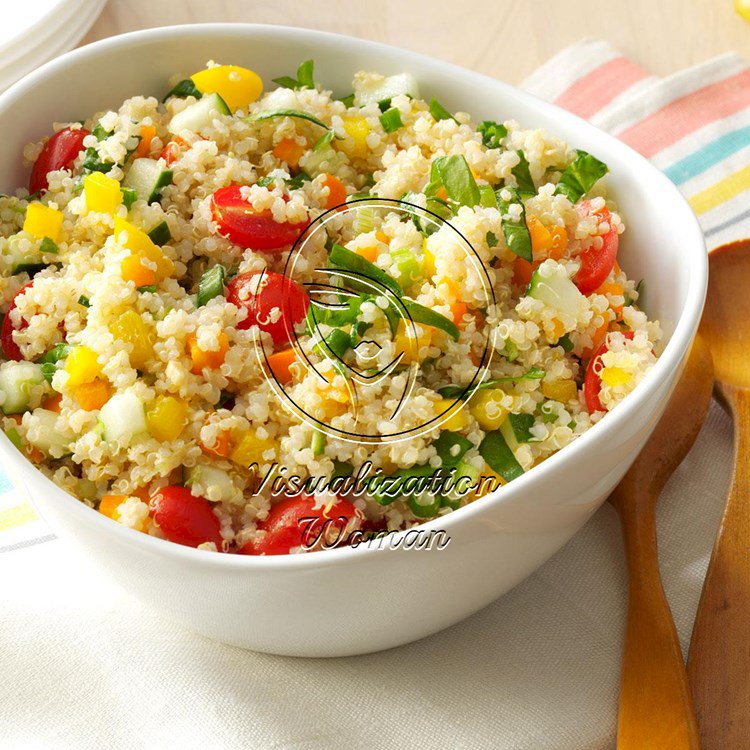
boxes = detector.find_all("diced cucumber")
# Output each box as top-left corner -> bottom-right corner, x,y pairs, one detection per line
186,463 -> 236,503
527,266 -> 585,317
99,390 -> 147,444
0,361 -> 46,414
147,220 -> 171,246
24,409 -> 73,458
25,408 -> 73,455
298,138 -> 343,177
168,92 -> 230,135
355,73 -> 419,106
122,158 -> 173,204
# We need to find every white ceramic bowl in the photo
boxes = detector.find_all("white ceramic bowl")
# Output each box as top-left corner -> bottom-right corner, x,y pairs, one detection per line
0,24 -> 706,657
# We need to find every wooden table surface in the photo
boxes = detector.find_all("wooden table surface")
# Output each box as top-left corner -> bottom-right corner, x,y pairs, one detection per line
84,0 -> 749,84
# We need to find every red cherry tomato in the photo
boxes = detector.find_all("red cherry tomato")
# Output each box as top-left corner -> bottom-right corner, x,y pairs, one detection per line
150,486 -> 224,549
1,282 -> 34,361
574,201 -> 619,295
211,185 -> 308,251
583,331 -> 635,413
227,271 -> 310,346
238,495 -> 360,555
29,127 -> 90,195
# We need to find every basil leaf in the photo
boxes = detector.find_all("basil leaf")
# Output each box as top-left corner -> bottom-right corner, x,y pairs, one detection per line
431,155 -> 480,208
558,333 -> 574,352
555,150 -> 608,202
429,98 -> 457,123
328,244 -> 402,297
92,123 -> 113,141
495,186 -> 532,262
402,299 -> 459,341
163,79 -> 202,102
511,150 -> 535,198
478,120 -> 508,149
339,93 -> 355,107
82,147 -> 113,174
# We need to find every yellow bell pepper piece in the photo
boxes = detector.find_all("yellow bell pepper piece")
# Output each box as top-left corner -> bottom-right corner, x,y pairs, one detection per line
422,238 -> 435,277
72,379 -> 111,410
65,345 -> 102,387
433,398 -> 469,431
541,379 -> 578,403
737,0 -> 750,20
23,203 -> 64,242
146,395 -> 189,442
340,116 -> 370,158
190,65 -> 263,112
230,429 -> 278,467
600,367 -> 631,387
84,172 -> 122,214
121,254 -> 158,287
393,319 -> 432,364
99,494 -> 149,532
113,217 -> 174,280
109,309 -> 155,369
469,389 -> 508,431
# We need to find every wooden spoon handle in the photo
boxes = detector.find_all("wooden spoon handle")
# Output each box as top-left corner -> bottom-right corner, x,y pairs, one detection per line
615,495 -> 701,749
688,387 -> 750,748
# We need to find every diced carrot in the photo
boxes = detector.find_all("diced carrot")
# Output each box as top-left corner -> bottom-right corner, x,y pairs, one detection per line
513,257 -> 536,288
450,301 -> 469,327
187,331 -> 229,374
72,379 -> 111,411
548,225 -> 568,260
322,174 -> 347,211
121,254 -> 157,287
355,246 -> 379,263
267,348 -> 298,384
27,446 -> 44,463
131,487 -> 151,502
42,392 -> 62,412
272,138 -> 305,168
135,125 -> 157,159
375,231 -> 389,244
201,428 -> 233,458
527,215 -> 552,256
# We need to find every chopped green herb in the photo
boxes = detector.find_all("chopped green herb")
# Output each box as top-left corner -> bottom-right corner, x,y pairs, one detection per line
197,264 -> 226,307
477,120 -> 508,149
272,59 -> 315,90
311,430 -> 326,456
479,430 -> 524,482
540,401 -> 558,424
92,123 -> 113,141
78,295 -> 90,308
555,150 -> 608,203
121,187 -> 137,210
147,220 -> 171,246
478,184 -> 498,208
38,343 -> 70,383
486,231 -> 498,248
163,78 -> 202,102
39,237 -> 58,255
511,150 -> 536,198
379,107 -> 404,133
82,147 -> 113,174
558,333 -> 574,352
339,93 -> 355,107
507,413 -> 535,443
504,340 -> 518,362
495,186 -> 532,262
429,97 -> 457,123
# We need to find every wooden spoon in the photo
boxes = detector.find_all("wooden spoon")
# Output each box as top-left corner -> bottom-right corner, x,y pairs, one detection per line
609,332 -> 713,750
688,240 -> 750,749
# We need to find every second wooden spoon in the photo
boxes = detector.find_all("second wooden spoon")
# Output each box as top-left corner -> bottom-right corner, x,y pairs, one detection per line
609,333 -> 713,749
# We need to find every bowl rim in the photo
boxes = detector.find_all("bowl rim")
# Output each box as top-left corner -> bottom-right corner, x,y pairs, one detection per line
0,22 -> 708,571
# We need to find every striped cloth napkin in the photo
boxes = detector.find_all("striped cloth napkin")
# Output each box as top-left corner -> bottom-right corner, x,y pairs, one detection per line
0,38 -> 745,750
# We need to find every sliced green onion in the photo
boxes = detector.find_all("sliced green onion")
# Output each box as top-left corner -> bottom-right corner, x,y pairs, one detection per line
390,247 -> 421,288
478,120 -> 507,149
355,205 -> 375,234
38,343 -> 70,383
511,150 -> 536,198
379,107 -> 403,133
555,150 -> 608,203
504,340 -> 518,362
434,430 -> 473,467
39,237 -> 58,255
4,426 -> 24,451
402,299 -> 459,341
78,295 -> 90,308
429,97 -> 457,123
408,491 -> 442,519
121,187 -> 137,210
163,78 -> 202,102
147,220 -> 171,246
369,465 -> 435,506
540,401 -> 558,423
479,431 -> 524,482
311,430 -> 326,456
495,186 -> 532,262
329,243 -> 402,297
197,264 -> 226,307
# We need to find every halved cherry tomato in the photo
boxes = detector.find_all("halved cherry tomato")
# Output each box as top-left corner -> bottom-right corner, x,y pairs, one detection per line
1,282 -> 34,361
583,331 -> 634,413
227,271 -> 310,347
211,185 -> 308,252
238,495 -> 360,555
29,127 -> 90,195
150,486 -> 223,549
574,201 -> 619,295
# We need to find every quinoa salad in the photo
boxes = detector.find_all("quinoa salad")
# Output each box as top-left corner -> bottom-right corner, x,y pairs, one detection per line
0,60 -> 660,554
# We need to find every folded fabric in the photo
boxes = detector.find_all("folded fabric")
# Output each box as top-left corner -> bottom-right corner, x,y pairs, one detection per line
0,39 -> 741,750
